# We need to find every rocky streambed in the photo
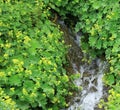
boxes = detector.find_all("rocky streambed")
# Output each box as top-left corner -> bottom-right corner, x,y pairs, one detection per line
57,20 -> 108,110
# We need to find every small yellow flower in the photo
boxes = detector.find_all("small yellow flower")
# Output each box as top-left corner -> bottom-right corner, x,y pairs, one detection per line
86,19 -> 90,24
0,21 -> 4,26
47,60 -> 52,65
0,44 -> 4,47
118,54 -> 120,58
20,61 -> 24,65
16,31 -> 22,38
111,12 -> 114,16
64,75 -> 69,81
116,93 -> 120,97
0,71 -> 5,77
0,32 -> 2,36
57,81 -> 60,85
19,67 -> 24,72
4,96 -> 10,99
111,90 -> 115,95
42,93 -> 46,97
22,52 -> 28,57
25,70 -> 32,75
8,30 -> 13,36
68,92 -> 72,95
66,103 -> 69,107
0,89 -> 4,95
30,64 -> 34,67
101,37 -> 106,40
48,33 -> 53,38
106,14 -> 112,19
0,8 -> 2,13
22,88 -> 28,95
4,53 -> 9,59
10,87 -> 15,92
53,67 -> 56,72
35,81 -> 40,87
12,59 -> 19,64
108,95 -> 112,101
62,40 -> 65,43
5,99 -> 11,104
54,64 -> 57,68
8,72 -> 12,76
98,104 -> 102,108
24,36 -> 31,44
52,97 -> 58,103
37,77 -> 40,80
30,92 -> 37,97
90,27 -> 95,36
5,43 -> 11,48
110,66 -> 114,72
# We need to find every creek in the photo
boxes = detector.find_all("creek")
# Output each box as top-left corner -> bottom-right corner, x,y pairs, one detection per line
58,20 -> 108,110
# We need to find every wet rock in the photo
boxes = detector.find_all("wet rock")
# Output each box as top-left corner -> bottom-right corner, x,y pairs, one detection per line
58,20 -> 83,74
90,86 -> 98,92
83,80 -> 89,86
75,98 -> 81,102
82,72 -> 91,78
92,78 -> 98,86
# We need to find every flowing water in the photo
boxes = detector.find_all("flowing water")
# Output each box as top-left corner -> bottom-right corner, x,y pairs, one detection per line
68,59 -> 107,110
58,20 -> 108,110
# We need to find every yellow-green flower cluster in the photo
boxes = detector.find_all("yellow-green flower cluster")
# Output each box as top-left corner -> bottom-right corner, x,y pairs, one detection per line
39,57 -> 52,65
108,89 -> 120,101
0,8 -> 2,14
25,69 -> 32,76
99,88 -> 120,110
90,23 -> 101,36
8,30 -> 13,37
22,88 -> 28,96
0,71 -> 6,78
24,36 -> 31,44
3,53 -> 9,59
0,21 -> 9,27
0,88 -> 18,110
10,87 -> 15,92
12,59 -> 24,73
52,97 -> 59,103
106,12 -> 114,20
5,43 -> 11,48
15,31 -> 23,43
48,33 -> 53,39
63,75 -> 69,82
30,92 -> 37,98
109,35 -> 116,41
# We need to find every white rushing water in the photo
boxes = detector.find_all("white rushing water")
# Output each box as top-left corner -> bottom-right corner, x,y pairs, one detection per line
58,20 -> 107,110
67,59 -> 107,110
65,32 -> 107,110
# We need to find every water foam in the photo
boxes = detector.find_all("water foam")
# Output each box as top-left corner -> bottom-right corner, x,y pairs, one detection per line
67,59 -> 107,110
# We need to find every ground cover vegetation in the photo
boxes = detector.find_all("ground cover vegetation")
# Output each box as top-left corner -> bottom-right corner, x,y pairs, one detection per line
0,0 -> 77,110
46,0 -> 120,109
1,0 -> 120,109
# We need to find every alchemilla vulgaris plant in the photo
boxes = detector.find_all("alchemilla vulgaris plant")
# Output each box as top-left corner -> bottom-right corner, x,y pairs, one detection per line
1,0 -> 120,109
46,0 -> 120,109
0,0 -> 77,110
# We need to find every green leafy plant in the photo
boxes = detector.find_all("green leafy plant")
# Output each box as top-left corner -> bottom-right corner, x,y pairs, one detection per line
0,0 -> 76,110
0,88 -> 19,110
47,0 -> 120,109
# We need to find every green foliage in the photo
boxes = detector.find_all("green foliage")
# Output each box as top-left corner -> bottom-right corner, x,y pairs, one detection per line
0,88 -> 18,110
98,84 -> 120,110
48,0 -> 120,109
0,0 -> 76,110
